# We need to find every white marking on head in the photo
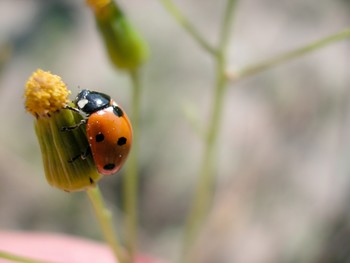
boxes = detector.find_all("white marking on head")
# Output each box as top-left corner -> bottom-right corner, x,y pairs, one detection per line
77,99 -> 89,109
112,101 -> 119,107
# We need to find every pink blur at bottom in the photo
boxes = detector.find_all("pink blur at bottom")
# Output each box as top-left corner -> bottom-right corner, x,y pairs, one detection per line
0,231 -> 167,263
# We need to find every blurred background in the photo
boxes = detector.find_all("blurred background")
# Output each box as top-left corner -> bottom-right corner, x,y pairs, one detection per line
0,0 -> 350,262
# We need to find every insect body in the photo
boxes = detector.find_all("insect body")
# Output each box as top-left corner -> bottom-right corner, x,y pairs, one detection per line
65,89 -> 132,175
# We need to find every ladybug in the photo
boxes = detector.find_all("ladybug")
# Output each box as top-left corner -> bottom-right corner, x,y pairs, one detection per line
63,89 -> 132,175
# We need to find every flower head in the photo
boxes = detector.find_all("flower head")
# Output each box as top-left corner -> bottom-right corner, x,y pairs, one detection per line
25,69 -> 70,118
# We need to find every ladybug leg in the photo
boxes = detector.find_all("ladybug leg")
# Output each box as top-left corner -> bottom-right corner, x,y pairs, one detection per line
68,146 -> 91,163
68,153 -> 82,163
61,119 -> 87,131
81,146 -> 91,160
61,106 -> 88,131
64,105 -> 83,114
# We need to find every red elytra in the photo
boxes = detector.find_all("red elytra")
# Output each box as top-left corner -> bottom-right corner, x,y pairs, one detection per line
86,103 -> 132,175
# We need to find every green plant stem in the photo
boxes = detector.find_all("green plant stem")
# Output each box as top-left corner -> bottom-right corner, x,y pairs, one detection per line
218,0 -> 236,52
123,69 -> 141,260
182,57 -> 227,258
159,0 -> 217,56
232,28 -> 350,80
181,0 -> 236,262
86,186 -> 126,263
0,251 -> 52,263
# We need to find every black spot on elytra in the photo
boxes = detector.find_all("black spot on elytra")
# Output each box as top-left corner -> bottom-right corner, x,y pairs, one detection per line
113,106 -> 124,117
104,163 -> 116,171
96,133 -> 104,142
117,137 -> 127,146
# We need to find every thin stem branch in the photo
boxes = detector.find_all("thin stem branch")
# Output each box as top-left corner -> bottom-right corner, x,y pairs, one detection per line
123,69 -> 141,260
181,0 -> 236,262
159,0 -> 217,56
182,59 -> 227,260
86,186 -> 126,263
0,251 -> 52,263
218,0 -> 236,52
231,27 -> 350,80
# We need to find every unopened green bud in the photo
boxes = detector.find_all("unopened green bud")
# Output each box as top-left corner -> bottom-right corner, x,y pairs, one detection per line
24,69 -> 102,192
86,0 -> 148,70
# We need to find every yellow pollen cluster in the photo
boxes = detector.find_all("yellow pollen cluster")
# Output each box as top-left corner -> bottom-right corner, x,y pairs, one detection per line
86,0 -> 111,12
24,69 -> 70,117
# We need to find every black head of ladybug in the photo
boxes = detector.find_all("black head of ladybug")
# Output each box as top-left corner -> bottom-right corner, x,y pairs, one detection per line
75,89 -> 111,115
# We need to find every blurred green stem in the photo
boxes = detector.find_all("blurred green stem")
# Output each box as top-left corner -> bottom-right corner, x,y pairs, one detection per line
86,186 -> 126,263
181,0 -> 236,262
232,28 -> 350,80
123,69 -> 141,260
159,0 -> 217,55
160,1 -> 350,262
0,251 -> 52,263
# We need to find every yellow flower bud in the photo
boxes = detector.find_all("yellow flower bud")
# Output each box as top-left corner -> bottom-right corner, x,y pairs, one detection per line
24,69 -> 102,192
25,69 -> 70,118
86,0 -> 149,70
86,0 -> 111,12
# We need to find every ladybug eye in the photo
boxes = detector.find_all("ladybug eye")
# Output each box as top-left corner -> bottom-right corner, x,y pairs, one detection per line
117,137 -> 127,146
112,106 -> 124,117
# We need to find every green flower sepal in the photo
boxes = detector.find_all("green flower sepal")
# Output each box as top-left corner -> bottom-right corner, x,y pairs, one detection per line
35,108 -> 102,192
